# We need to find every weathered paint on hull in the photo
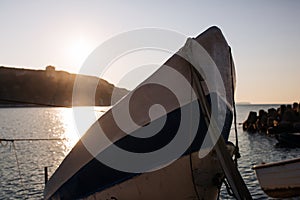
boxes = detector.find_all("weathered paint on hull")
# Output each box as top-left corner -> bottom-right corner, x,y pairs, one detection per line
84,149 -> 228,200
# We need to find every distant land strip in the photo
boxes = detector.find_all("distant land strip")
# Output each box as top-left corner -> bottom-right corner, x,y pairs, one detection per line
0,66 -> 129,107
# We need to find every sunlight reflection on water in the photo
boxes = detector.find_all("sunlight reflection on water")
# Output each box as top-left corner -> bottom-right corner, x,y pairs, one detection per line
0,106 -> 109,199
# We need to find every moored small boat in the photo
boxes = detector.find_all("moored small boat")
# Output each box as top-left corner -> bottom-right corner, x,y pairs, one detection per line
44,26 -> 251,200
253,157 -> 300,198
275,132 -> 300,147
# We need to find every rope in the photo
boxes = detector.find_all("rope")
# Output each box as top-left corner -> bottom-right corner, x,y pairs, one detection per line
189,65 -> 201,200
223,177 -> 236,198
229,48 -> 240,165
0,138 -> 65,142
217,188 -> 221,200
11,141 -> 24,188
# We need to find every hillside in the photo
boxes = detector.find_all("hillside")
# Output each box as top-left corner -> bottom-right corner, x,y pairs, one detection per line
0,66 -> 129,107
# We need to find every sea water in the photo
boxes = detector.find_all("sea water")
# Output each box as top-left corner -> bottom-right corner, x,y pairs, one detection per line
0,105 -> 299,199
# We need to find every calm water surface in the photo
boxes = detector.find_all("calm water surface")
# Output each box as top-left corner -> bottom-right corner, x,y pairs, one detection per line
0,105 -> 299,199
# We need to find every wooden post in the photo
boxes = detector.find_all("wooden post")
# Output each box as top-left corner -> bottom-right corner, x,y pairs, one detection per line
44,167 -> 48,184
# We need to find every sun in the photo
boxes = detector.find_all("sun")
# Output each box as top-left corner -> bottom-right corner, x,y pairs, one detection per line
68,37 -> 94,70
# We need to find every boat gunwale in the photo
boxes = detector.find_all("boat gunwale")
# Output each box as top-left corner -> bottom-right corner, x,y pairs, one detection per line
252,157 -> 300,170
263,186 -> 300,198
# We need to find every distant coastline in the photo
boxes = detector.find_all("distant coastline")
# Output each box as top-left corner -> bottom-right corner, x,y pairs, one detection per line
0,103 -> 47,108
0,66 -> 129,107
236,102 -> 291,106
236,102 -> 252,105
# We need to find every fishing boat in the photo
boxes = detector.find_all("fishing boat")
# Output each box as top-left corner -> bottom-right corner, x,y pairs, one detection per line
275,132 -> 300,147
44,27 -> 251,199
253,157 -> 300,198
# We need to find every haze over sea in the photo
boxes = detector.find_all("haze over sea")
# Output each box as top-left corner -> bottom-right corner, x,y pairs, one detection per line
0,105 -> 299,199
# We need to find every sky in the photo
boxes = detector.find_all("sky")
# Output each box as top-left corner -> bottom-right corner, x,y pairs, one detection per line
0,0 -> 299,104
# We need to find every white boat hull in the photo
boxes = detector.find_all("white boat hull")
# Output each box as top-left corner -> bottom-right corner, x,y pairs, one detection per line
253,157 -> 300,198
44,26 -> 240,200
84,147 -> 233,200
